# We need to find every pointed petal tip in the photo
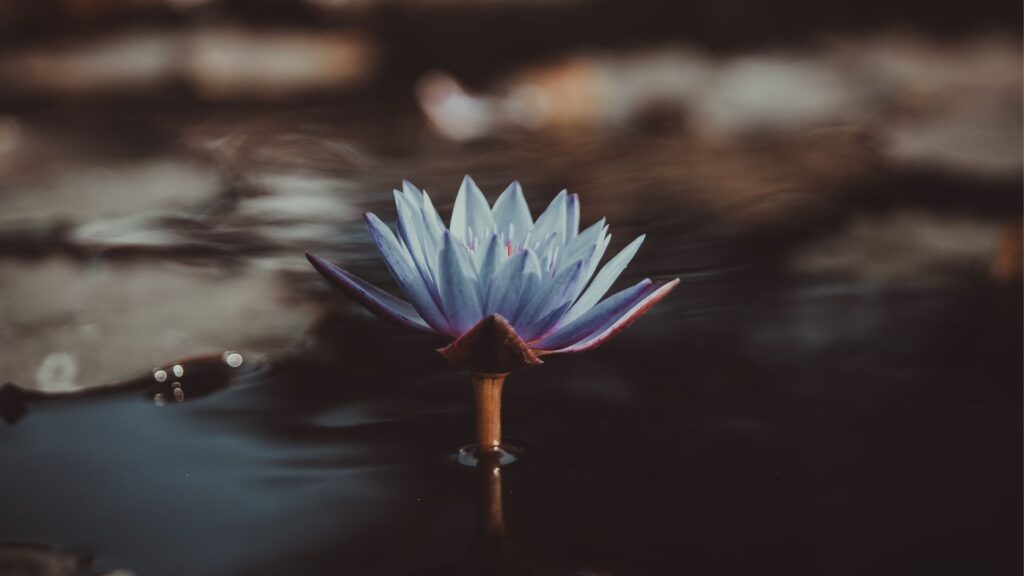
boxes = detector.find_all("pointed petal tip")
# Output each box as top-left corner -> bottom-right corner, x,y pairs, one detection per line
305,251 -> 435,334
555,277 -> 679,354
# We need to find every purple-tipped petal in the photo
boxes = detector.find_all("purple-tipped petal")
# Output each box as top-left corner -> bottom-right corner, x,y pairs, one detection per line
557,234 -> 645,328
365,213 -> 455,335
532,278 -> 652,351
450,176 -> 494,240
492,181 -> 532,240
438,231 -> 484,332
536,278 -> 679,353
306,252 -> 435,334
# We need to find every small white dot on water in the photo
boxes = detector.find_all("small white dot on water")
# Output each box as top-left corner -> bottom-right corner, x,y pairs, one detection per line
153,370 -> 167,383
153,393 -> 166,406
172,364 -> 184,378
224,352 -> 243,368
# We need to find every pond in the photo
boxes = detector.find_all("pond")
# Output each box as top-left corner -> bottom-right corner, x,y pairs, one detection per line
0,87 -> 1021,576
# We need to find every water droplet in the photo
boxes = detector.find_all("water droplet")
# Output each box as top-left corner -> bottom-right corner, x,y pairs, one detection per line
153,393 -> 166,406
172,364 -> 184,378
173,388 -> 185,402
153,369 -> 167,383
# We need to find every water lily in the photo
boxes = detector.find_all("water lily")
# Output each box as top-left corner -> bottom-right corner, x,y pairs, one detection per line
307,176 -> 678,461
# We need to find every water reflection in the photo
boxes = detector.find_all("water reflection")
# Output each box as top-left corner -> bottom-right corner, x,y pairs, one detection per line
415,452 -> 629,576
0,352 -> 265,425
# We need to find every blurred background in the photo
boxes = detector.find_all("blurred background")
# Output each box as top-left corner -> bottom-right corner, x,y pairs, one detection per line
0,1 -> 1020,575
0,0 -> 1020,392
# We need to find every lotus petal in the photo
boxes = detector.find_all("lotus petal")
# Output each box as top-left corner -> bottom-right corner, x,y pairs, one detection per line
558,234 -> 645,327
438,231 -> 484,332
484,249 -> 533,318
491,181 -> 532,240
365,213 -> 455,335
450,175 -> 494,240
542,279 -> 679,353
529,190 -> 567,249
477,232 -> 505,294
533,278 -> 654,351
306,253 -> 434,333
565,193 -> 580,240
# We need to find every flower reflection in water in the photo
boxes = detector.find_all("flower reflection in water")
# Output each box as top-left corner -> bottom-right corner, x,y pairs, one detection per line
413,451 -> 631,576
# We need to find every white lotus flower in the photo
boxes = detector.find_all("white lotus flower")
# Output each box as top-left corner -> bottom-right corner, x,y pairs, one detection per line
307,176 -> 678,372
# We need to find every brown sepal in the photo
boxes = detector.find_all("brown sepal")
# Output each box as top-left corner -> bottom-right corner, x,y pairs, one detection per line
437,314 -> 543,373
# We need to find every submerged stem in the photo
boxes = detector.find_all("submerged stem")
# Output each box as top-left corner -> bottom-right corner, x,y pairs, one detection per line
472,372 -> 507,453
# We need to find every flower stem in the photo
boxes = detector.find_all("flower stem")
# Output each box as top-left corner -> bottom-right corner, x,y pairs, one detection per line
472,372 -> 506,453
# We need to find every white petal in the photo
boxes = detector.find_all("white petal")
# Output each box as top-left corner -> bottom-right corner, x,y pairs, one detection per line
491,181 -> 532,242
529,190 -> 567,249
450,175 -> 494,240
565,193 -> 580,241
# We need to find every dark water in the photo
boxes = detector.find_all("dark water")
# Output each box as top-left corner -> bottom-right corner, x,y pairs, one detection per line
0,76 -> 1020,574
1,222 -> 1020,576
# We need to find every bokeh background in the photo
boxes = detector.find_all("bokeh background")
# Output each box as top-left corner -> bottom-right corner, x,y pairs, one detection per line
0,1 -> 1020,575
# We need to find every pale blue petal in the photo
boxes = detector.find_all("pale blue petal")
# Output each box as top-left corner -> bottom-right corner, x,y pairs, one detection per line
567,232 -> 611,303
450,176 -> 494,240
558,234 -> 645,328
563,218 -> 605,265
484,249 -> 530,318
533,278 -> 654,350
528,190 -> 567,249
415,187 -> 446,277
477,233 -> 504,295
418,187 -> 448,234
438,231 -> 484,333
517,259 -> 586,340
565,193 -> 580,241
509,250 -> 542,325
491,181 -> 532,241
306,252 -> 434,333
394,189 -> 437,290
364,213 -> 455,335
539,279 -> 679,353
